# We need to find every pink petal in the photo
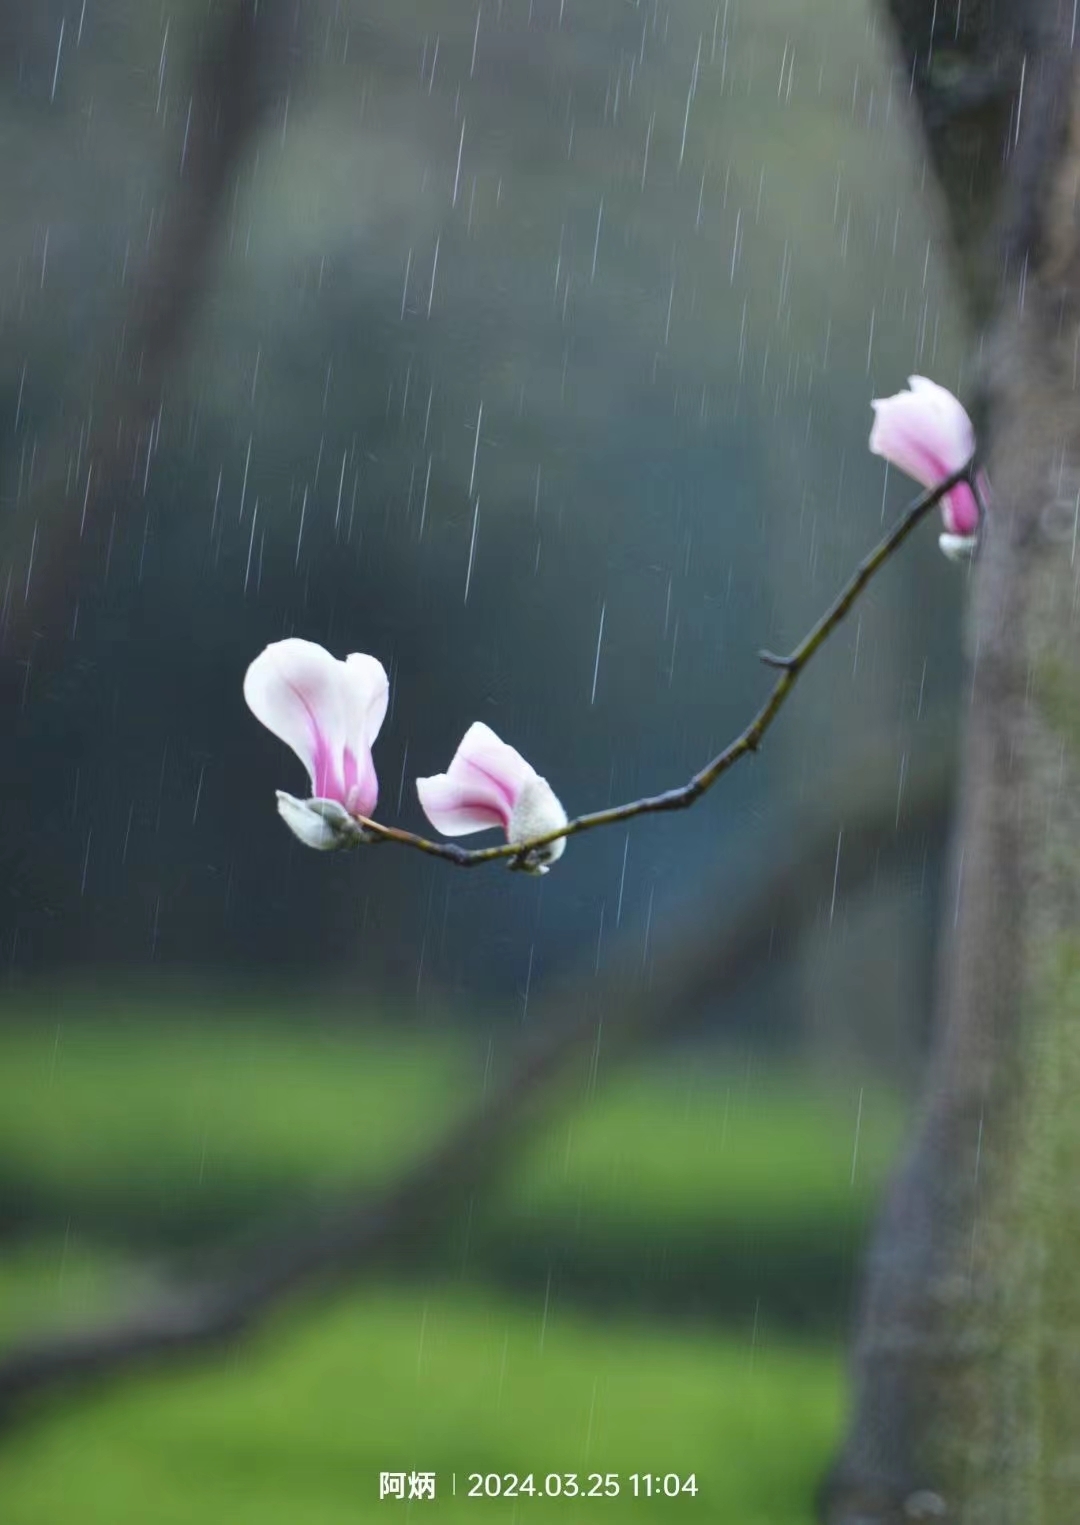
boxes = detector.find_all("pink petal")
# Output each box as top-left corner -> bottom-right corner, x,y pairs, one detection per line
416,722 -> 536,838
414,774 -> 511,836
869,392 -> 971,484
453,722 -> 535,800
243,638 -> 387,813
940,481 -> 981,537
870,377 -> 980,537
339,654 -> 389,814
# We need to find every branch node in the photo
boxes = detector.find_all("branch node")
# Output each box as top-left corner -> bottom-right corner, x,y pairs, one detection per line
758,649 -> 796,672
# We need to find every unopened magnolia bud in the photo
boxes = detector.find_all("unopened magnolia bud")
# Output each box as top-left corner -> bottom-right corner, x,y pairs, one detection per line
938,532 -> 978,562
508,775 -> 568,873
276,792 -> 369,851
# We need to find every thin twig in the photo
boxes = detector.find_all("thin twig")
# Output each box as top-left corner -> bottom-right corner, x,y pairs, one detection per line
353,462 -> 975,869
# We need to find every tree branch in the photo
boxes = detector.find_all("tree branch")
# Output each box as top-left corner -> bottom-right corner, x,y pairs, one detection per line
348,463 -> 975,871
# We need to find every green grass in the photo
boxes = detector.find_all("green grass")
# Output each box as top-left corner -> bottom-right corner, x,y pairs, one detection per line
0,1011 -> 904,1233
0,1011 -> 472,1202
0,1269 -> 841,1525
513,1067 -> 901,1228
0,1010 -> 907,1325
0,1238 -> 140,1347
0,1011 -> 879,1520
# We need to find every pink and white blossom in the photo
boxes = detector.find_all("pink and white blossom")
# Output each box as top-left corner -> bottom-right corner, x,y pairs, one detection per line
870,375 -> 988,557
416,722 -> 568,873
243,638 -> 389,849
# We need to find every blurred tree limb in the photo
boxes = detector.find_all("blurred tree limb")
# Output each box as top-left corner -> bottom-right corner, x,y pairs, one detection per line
0,0 -> 298,669
0,726 -> 953,1427
825,4 -> 1080,1522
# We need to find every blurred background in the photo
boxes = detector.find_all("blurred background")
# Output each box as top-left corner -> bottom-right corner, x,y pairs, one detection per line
0,0 -> 969,1519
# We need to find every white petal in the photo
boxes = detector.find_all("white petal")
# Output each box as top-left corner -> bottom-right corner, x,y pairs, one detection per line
415,722 -> 537,837
244,639 -> 350,788
244,639 -> 388,809
342,653 -> 390,749
452,722 -> 536,798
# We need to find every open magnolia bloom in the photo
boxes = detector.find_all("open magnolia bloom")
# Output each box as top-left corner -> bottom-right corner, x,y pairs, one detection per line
869,375 -> 989,560
416,722 -> 568,874
243,638 -> 389,850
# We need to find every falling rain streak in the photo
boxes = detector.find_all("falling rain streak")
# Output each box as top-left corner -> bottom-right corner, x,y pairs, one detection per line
464,499 -> 480,602
590,603 -> 606,705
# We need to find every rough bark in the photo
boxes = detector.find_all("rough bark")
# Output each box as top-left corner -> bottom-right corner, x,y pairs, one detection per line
826,5 -> 1080,1521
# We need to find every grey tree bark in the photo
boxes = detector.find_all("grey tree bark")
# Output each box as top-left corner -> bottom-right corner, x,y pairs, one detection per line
826,4 -> 1080,1521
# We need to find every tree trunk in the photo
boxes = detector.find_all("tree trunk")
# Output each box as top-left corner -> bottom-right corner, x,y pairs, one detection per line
825,5 -> 1080,1522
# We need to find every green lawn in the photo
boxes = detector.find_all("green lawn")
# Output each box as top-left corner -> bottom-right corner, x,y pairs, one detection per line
0,1010 -> 473,1207
0,1005 -> 899,1522
0,1270 -> 842,1525
0,1007 -> 904,1238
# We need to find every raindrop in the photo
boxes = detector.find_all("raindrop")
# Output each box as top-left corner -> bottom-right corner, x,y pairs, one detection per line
470,5 -> 482,76
590,602 -> 606,704
419,455 -> 433,539
850,1087 -> 864,1186
464,498 -> 480,602
538,1269 -> 553,1352
829,829 -> 843,925
521,944 -> 534,1021
295,486 -> 308,567
468,400 -> 483,497
427,234 -> 440,316
23,522 -> 37,604
866,306 -> 876,374
615,832 -> 630,926
334,451 -> 347,533
13,361 -> 26,434
238,435 -> 252,523
51,17 -> 65,102
400,248 -> 412,319
452,119 -> 466,207
155,21 -> 167,116
640,112 -> 653,192
179,97 -> 193,174
244,499 -> 259,592
678,36 -> 701,169
192,764 -> 207,826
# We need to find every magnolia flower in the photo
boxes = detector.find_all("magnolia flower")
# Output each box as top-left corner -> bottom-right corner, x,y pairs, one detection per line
416,722 -> 568,874
243,637 -> 389,850
869,375 -> 988,559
